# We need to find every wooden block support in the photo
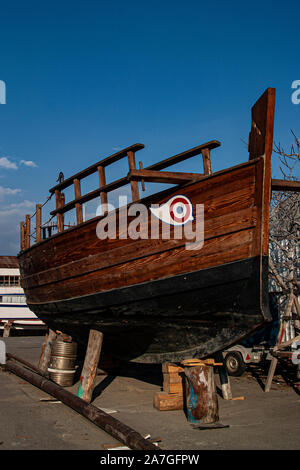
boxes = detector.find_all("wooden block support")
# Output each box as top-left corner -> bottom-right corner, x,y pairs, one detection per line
77,329 -> 103,403
153,392 -> 183,411
184,365 -> 219,424
38,329 -> 57,373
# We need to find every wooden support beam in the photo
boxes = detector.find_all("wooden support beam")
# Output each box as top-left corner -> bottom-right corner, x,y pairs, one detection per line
271,179 -> 300,192
74,179 -> 83,224
38,329 -> 57,373
25,214 -> 31,249
201,147 -> 212,175
5,360 -> 159,450
127,150 -> 140,202
98,165 -> 108,215
36,204 -> 42,243
55,190 -> 64,232
215,352 -> 232,400
77,329 -> 103,403
128,169 -> 204,185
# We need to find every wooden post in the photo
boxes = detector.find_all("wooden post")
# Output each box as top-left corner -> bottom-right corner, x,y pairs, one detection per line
55,190 -> 64,232
38,329 -> 57,373
20,221 -> 25,251
215,351 -> 232,400
127,150 -> 140,202
98,165 -> 108,215
184,364 -> 219,425
36,204 -> 42,243
74,179 -> 83,224
77,329 -> 103,403
265,293 -> 293,392
25,214 -> 31,249
139,161 -> 145,192
201,147 -> 212,175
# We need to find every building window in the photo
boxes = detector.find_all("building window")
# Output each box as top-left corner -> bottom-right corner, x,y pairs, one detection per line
0,275 -> 20,287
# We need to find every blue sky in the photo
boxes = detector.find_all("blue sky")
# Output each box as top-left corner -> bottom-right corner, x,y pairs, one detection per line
0,0 -> 299,254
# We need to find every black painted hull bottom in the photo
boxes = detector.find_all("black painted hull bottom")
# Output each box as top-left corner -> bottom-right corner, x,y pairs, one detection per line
30,256 -> 272,363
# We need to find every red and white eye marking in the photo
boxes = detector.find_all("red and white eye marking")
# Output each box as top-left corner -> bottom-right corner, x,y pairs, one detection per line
150,195 -> 194,226
170,196 -> 192,224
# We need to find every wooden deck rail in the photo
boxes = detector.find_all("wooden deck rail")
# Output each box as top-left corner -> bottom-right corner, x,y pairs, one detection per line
49,140 -> 220,218
20,140 -> 221,249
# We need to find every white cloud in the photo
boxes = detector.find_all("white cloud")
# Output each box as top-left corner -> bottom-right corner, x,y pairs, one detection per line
20,159 -> 38,168
0,186 -> 21,197
0,157 -> 18,170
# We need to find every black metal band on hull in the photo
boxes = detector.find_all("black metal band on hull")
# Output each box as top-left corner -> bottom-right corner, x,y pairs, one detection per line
29,256 -> 271,363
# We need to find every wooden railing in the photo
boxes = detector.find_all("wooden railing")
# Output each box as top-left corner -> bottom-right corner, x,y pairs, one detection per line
20,140 -> 221,250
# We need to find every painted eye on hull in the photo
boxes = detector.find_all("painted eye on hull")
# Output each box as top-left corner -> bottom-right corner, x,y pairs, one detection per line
150,195 -> 194,226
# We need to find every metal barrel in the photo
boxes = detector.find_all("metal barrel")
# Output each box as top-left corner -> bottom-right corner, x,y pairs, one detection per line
48,340 -> 77,387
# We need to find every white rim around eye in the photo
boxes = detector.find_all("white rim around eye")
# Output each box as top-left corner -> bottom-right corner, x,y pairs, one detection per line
174,202 -> 187,218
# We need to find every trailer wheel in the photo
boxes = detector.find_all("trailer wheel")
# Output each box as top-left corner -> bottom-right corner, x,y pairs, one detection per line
225,352 -> 246,376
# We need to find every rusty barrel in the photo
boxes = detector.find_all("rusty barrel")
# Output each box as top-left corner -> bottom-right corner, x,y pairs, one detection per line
48,340 -> 77,387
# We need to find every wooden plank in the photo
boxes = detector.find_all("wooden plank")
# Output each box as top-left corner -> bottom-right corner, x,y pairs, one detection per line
128,169 -> 204,185
153,392 -> 183,411
271,179 -> 300,192
24,163 -> 257,280
49,143 -> 145,194
147,141 -> 221,171
77,329 -> 103,403
22,203 -> 256,292
38,329 -> 57,373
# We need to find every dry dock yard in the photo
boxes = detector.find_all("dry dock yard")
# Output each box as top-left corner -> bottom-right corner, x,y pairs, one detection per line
1,335 -> 300,452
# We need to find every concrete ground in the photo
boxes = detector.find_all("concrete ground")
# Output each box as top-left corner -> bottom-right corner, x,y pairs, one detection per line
1,335 -> 300,450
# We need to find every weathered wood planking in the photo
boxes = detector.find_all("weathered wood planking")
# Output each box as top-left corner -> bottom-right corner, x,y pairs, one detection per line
20,160 -> 258,301
21,157 -> 258,266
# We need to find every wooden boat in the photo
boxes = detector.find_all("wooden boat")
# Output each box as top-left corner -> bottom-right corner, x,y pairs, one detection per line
18,88 -> 285,362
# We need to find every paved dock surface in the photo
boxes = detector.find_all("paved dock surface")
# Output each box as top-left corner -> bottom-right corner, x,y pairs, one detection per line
1,336 -> 300,450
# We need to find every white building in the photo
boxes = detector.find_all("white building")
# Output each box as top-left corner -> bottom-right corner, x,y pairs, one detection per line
0,256 -> 45,332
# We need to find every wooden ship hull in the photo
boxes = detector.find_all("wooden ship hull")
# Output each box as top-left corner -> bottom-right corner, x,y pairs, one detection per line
18,88 -> 278,362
